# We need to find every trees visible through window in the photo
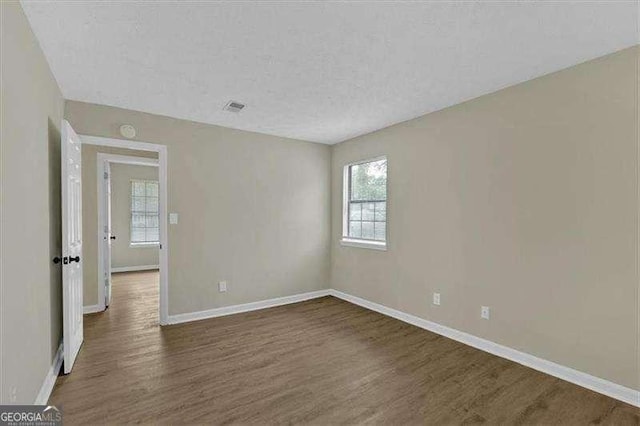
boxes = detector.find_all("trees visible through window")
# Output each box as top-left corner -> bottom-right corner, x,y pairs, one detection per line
130,180 -> 159,244
345,158 -> 387,242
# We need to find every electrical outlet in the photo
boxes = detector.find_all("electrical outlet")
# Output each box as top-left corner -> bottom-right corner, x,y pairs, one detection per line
218,281 -> 227,292
10,386 -> 17,403
432,292 -> 441,306
481,306 -> 490,320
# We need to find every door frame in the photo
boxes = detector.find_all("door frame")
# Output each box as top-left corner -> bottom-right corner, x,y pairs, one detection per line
82,135 -> 169,325
97,153 -> 160,311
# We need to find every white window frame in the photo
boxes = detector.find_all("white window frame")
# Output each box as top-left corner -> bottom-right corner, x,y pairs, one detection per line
130,241 -> 159,248
341,156 -> 388,251
130,179 -> 160,247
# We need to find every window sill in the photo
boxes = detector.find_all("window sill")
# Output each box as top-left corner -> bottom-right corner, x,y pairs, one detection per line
340,238 -> 387,251
130,242 -> 160,248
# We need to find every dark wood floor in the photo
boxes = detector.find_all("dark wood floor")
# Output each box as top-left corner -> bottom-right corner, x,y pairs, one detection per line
50,271 -> 639,424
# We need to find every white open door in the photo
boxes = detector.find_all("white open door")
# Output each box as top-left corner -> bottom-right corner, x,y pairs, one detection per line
103,161 -> 113,307
61,120 -> 84,374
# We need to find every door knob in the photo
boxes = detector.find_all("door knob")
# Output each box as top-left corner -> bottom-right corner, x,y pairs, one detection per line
69,256 -> 80,263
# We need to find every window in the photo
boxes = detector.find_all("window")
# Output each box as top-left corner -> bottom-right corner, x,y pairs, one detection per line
130,179 -> 159,245
342,157 -> 387,250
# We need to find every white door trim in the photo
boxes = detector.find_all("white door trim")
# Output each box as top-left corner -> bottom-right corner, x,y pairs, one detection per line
97,153 -> 159,312
83,135 -> 169,325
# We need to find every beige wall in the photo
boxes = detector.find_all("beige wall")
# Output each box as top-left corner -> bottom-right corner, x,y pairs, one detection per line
331,46 -> 639,391
81,145 -> 158,306
66,101 -> 332,315
3,0 -> 635,401
110,163 -> 160,270
0,1 -> 65,404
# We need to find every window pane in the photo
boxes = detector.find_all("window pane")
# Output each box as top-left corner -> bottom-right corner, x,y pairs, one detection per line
132,181 -> 146,196
130,179 -> 160,243
350,159 -> 387,201
132,196 -> 145,212
146,215 -> 159,228
374,222 -> 386,241
362,221 -> 375,239
375,202 -> 386,221
146,228 -> 159,242
132,214 -> 146,227
146,181 -> 159,197
349,203 -> 361,221
349,221 -> 361,238
344,158 -> 387,243
131,228 -> 145,242
362,203 -> 375,221
146,197 -> 159,213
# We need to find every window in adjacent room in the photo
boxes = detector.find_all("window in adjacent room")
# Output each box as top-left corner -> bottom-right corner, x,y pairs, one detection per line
130,179 -> 159,245
342,157 -> 387,250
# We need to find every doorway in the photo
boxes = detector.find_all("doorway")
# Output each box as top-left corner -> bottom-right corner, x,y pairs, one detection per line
83,135 -> 169,325
98,154 -> 159,309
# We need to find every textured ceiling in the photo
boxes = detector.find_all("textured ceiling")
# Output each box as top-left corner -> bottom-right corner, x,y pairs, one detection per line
21,1 -> 639,144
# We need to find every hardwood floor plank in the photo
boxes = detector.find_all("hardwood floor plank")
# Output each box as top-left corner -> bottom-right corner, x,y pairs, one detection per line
49,271 -> 640,424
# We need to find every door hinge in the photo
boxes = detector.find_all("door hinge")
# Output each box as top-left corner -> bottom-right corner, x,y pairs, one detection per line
104,172 -> 108,179
159,244 -> 163,249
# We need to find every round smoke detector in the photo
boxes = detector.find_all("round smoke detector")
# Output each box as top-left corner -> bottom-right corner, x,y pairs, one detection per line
120,124 -> 136,139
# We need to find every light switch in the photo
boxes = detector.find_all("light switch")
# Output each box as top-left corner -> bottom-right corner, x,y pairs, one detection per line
169,213 -> 179,224
432,292 -> 441,306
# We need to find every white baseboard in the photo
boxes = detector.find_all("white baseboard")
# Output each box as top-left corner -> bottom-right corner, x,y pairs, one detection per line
35,341 -> 63,405
329,289 -> 640,408
83,304 -> 103,314
111,265 -> 159,273
166,289 -> 331,325
146,284 -> 640,407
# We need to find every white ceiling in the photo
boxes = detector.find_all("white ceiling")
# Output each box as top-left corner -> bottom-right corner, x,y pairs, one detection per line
21,1 -> 638,144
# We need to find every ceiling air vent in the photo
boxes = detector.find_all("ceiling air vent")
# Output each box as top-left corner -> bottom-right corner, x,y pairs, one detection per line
224,101 -> 245,113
